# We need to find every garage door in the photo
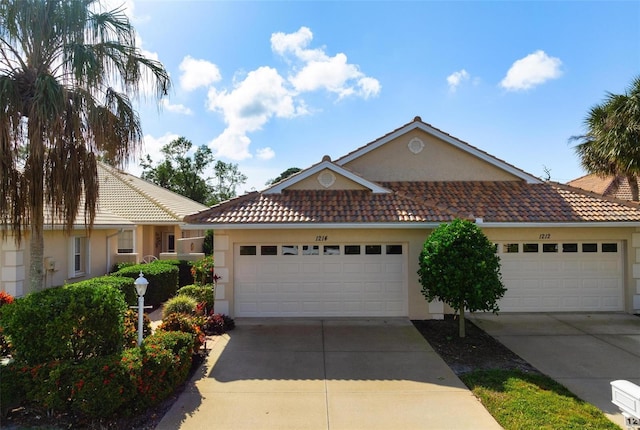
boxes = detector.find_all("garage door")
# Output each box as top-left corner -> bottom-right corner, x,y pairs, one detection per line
497,241 -> 623,312
234,243 -> 407,317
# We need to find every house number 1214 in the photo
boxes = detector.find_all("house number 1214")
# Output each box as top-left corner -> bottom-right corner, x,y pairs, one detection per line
315,235 -> 328,241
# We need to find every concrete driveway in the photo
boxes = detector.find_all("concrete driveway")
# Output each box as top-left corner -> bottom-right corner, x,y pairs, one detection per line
156,318 -> 501,430
470,312 -> 640,428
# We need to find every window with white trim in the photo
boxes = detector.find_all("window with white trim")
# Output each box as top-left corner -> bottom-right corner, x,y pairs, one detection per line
117,230 -> 134,253
70,236 -> 89,277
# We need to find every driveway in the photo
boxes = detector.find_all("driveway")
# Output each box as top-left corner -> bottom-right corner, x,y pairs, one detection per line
156,318 -> 501,430
470,312 -> 640,428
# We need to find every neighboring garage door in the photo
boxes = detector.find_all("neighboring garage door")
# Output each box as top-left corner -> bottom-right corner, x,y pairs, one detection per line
234,243 -> 407,317
496,241 -> 623,312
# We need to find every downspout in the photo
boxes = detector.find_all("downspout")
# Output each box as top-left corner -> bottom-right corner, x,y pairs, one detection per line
106,229 -> 124,274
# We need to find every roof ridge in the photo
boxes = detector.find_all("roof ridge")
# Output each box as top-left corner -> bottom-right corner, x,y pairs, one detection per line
98,162 -> 184,220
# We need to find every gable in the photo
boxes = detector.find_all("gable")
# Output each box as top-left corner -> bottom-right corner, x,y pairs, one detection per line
336,117 -> 539,183
285,167 -> 369,191
340,128 -> 522,182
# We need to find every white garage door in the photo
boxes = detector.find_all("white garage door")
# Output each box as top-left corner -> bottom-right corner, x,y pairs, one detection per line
497,241 -> 623,312
234,243 -> 407,317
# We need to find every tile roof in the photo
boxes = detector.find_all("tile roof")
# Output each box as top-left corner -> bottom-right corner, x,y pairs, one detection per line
97,163 -> 208,224
568,174 -> 636,201
185,181 -> 640,226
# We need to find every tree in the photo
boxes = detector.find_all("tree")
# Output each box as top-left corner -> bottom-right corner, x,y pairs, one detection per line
141,137 -> 215,204
573,75 -> 640,201
266,167 -> 302,185
0,0 -> 170,292
211,160 -> 247,205
418,219 -> 506,338
141,137 -> 247,205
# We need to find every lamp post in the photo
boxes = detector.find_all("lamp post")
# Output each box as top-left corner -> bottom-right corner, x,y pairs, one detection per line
134,271 -> 148,346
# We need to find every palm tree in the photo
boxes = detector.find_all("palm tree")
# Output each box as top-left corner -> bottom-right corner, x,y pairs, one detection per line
0,0 -> 170,292
573,76 -> 640,201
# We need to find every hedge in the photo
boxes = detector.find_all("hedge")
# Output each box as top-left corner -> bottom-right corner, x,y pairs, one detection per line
71,275 -> 136,306
1,331 -> 194,418
113,261 -> 179,307
0,283 -> 127,365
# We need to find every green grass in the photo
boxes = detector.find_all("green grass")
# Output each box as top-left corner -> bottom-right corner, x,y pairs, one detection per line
461,369 -> 621,430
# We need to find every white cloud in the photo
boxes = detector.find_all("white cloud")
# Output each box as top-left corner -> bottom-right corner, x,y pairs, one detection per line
179,56 -> 222,91
273,27 -> 381,100
256,147 -> 275,160
500,50 -> 563,91
161,99 -> 192,115
206,66 -> 306,160
447,69 -> 470,92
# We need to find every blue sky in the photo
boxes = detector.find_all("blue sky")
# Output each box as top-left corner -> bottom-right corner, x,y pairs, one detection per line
117,1 -> 639,192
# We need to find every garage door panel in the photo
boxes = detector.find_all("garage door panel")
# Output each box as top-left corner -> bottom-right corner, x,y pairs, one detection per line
499,241 -> 623,312
235,243 -> 407,317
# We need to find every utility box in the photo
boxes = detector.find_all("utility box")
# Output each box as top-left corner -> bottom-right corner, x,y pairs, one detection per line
611,380 -> 640,429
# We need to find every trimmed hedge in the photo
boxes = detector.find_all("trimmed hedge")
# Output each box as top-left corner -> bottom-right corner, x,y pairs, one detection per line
113,261 -> 179,307
1,283 -> 127,365
72,275 -> 136,306
1,331 -> 194,418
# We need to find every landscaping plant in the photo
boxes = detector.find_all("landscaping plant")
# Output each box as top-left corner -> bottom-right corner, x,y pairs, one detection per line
418,218 -> 506,337
162,295 -> 198,319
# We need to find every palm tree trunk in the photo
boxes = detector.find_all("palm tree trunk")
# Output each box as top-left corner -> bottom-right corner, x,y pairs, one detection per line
29,226 -> 44,292
627,174 -> 639,202
458,305 -> 466,338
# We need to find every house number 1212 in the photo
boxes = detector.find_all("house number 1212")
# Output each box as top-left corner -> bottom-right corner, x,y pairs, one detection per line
315,235 -> 328,241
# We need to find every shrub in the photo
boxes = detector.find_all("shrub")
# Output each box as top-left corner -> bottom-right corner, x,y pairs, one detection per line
190,255 -> 215,285
5,330 -> 195,419
202,230 -> 213,256
114,261 -> 179,307
162,295 -> 198,319
158,313 -> 205,352
0,291 -> 15,357
72,275 -> 136,306
1,283 -> 127,365
123,309 -> 152,349
178,284 -> 214,310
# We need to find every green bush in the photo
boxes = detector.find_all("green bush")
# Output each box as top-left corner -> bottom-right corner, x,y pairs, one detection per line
158,313 -> 205,352
72,275 -> 136,306
1,283 -> 127,365
123,309 -> 152,348
203,230 -> 213,256
162,295 -> 198,318
177,284 -> 215,310
6,331 -> 195,419
114,261 -> 179,307
190,255 -> 215,285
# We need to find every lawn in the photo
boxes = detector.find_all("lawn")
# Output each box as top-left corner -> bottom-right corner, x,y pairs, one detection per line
461,369 -> 621,430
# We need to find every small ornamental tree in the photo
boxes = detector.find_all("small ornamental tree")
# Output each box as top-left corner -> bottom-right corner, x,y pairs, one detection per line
418,219 -> 506,337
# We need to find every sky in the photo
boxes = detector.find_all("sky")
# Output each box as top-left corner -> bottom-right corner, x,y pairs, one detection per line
114,0 -> 639,193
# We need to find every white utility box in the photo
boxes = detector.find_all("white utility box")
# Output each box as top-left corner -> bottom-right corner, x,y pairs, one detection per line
612,380 -> 640,428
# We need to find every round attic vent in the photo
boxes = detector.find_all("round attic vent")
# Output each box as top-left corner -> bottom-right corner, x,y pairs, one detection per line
318,171 -> 336,188
408,137 -> 425,154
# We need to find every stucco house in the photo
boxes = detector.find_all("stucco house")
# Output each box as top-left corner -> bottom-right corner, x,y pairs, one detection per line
184,116 -> 640,319
0,162 -> 207,297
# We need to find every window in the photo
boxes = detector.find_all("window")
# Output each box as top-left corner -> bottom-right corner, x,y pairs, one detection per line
503,243 -> 519,253
523,243 -> 539,253
303,245 -> 319,255
323,245 -> 340,255
365,245 -> 382,255
71,236 -> 89,277
117,230 -> 134,253
239,246 -> 256,255
344,245 -> 361,255
602,243 -> 618,253
282,245 -> 299,255
543,243 -> 558,253
582,243 -> 597,253
562,243 -> 578,253
386,245 -> 403,255
261,245 -> 277,256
